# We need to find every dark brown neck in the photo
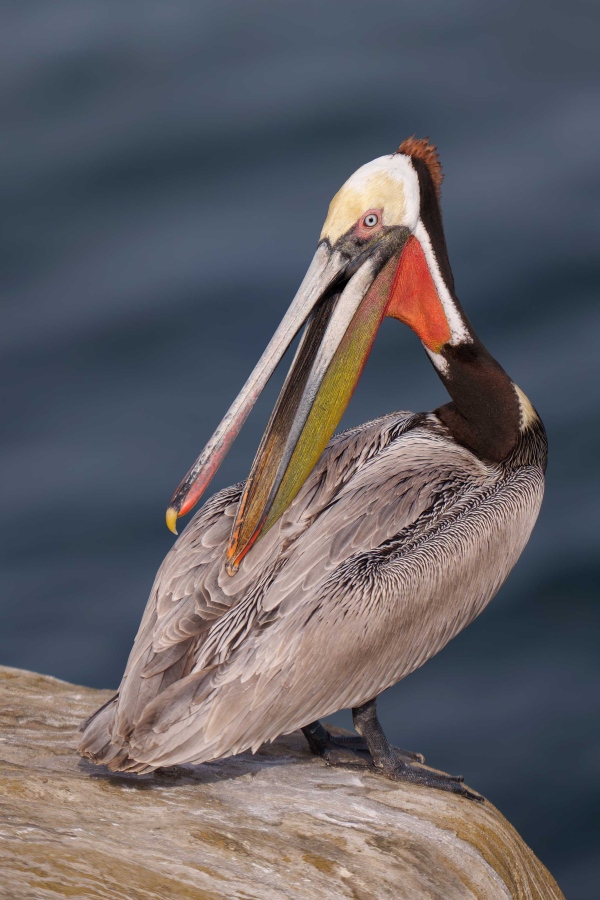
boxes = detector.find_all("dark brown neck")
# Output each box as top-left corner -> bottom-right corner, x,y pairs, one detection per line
434,338 -> 521,463
406,153 -> 522,464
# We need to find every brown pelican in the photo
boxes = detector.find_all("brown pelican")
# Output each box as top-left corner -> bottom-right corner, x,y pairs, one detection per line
79,138 -> 547,800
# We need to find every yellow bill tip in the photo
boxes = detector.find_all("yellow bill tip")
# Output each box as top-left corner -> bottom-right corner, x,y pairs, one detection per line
165,506 -> 179,535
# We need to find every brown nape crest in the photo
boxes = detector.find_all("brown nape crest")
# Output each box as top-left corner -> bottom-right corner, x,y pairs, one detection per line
397,137 -> 443,199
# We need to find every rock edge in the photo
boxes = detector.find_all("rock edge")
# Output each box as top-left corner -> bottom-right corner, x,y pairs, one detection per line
0,666 -> 564,900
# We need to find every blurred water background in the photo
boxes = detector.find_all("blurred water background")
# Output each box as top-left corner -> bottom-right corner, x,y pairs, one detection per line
2,1 -> 599,895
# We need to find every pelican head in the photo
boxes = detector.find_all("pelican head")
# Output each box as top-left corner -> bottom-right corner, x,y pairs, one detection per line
167,138 -> 465,573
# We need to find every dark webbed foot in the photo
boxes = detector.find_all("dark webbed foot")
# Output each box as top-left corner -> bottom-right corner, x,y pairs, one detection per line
352,698 -> 482,801
376,751 -> 483,801
328,731 -> 424,764
302,698 -> 482,802
302,720 -> 424,769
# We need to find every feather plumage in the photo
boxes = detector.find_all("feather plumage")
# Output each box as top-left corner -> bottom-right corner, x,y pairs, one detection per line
79,411 -> 546,772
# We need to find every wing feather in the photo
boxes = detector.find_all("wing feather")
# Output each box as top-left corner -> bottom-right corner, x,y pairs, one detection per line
123,418 -> 504,766
81,409 -> 544,774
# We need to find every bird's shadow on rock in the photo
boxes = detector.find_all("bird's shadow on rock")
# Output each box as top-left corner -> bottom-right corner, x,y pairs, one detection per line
77,731 -> 319,791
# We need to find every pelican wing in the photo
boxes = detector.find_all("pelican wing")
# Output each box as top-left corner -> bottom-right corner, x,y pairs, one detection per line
79,411 -> 415,766
82,412 -> 544,772
79,482 -> 242,763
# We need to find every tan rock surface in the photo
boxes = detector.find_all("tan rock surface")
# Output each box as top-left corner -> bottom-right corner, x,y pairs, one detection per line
0,666 -> 564,900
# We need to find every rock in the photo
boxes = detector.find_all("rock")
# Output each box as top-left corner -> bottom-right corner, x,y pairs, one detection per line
0,666 -> 564,900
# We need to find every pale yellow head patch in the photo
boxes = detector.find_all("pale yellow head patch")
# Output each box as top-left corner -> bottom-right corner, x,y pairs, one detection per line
320,154 -> 420,244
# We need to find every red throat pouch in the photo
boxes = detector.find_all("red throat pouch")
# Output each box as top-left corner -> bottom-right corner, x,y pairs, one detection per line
386,236 -> 451,353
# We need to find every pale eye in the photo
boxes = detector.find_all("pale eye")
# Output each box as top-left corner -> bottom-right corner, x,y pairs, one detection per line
363,213 -> 379,227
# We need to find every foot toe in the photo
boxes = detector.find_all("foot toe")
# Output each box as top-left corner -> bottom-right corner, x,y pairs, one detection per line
392,746 -> 425,765
379,760 -> 482,802
323,745 -> 372,769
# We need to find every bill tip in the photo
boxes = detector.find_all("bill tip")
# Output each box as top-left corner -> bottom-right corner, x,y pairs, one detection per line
166,506 -> 179,535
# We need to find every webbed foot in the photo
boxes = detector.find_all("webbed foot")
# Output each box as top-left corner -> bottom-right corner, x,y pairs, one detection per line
302,720 -> 424,768
302,698 -> 482,802
376,752 -> 483,801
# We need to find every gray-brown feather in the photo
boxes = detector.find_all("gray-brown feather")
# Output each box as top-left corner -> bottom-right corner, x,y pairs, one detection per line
79,411 -> 545,772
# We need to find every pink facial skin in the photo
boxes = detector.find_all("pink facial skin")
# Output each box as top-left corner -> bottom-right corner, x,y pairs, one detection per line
352,208 -> 384,242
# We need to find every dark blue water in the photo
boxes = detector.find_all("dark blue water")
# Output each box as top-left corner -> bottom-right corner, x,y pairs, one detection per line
1,2 -> 599,895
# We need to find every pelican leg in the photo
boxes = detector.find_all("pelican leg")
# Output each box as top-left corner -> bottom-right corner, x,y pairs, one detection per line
301,715 -> 423,769
352,698 -> 483,801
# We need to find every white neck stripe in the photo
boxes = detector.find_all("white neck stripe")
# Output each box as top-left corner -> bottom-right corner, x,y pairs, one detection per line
413,218 -> 471,347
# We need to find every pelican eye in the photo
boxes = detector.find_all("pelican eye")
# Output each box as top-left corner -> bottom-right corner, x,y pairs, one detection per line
363,213 -> 379,227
